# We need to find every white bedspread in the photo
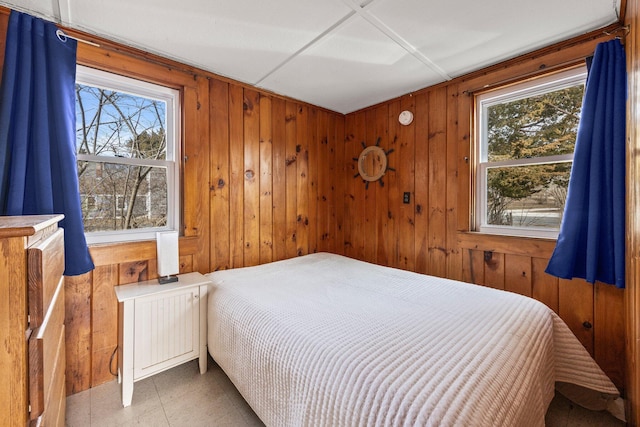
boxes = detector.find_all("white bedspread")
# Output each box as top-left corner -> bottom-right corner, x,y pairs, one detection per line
206,253 -> 620,427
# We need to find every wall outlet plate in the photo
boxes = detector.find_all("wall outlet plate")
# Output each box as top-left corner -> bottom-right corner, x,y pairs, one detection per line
403,192 -> 410,204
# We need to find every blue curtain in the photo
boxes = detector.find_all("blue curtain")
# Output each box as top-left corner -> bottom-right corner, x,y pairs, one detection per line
546,39 -> 626,288
0,11 -> 94,276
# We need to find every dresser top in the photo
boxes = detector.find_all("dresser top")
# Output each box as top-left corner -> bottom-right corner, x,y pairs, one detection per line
0,215 -> 64,238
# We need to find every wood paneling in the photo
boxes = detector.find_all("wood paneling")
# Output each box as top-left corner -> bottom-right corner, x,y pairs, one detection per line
210,80 -> 231,271
627,0 -> 640,423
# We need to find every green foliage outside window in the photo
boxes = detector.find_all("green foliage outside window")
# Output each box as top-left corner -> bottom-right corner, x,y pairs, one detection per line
484,84 -> 584,229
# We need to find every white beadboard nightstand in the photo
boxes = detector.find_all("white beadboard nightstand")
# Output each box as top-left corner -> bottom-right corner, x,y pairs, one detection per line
114,271 -> 210,407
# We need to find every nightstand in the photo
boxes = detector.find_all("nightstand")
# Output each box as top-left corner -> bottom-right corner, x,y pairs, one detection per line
114,272 -> 210,407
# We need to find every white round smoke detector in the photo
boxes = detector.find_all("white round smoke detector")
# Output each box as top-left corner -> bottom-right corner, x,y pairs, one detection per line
399,110 -> 413,125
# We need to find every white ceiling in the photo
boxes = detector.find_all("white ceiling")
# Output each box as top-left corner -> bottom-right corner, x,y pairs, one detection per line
0,0 -> 621,114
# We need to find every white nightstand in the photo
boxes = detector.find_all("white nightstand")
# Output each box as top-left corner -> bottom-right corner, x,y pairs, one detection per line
114,272 -> 210,407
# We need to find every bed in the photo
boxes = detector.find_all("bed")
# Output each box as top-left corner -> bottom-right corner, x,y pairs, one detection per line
206,252 -> 622,426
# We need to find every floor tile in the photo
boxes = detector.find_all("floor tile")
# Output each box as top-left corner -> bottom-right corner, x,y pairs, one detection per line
65,388 -> 91,427
66,357 -> 624,427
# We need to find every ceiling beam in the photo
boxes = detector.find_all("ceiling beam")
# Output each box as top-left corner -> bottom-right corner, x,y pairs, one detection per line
53,0 -> 72,25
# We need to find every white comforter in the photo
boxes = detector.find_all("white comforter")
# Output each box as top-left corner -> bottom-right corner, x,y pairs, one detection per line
206,253 -> 620,427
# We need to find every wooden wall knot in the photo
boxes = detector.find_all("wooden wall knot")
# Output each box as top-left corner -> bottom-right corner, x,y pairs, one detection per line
245,170 -> 255,180
285,155 -> 297,166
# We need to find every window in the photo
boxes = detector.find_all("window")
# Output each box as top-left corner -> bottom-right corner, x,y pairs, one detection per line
475,67 -> 586,238
75,66 -> 180,244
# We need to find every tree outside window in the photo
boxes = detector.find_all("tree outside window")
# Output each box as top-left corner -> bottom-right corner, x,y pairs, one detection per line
75,66 -> 179,244
476,67 -> 586,238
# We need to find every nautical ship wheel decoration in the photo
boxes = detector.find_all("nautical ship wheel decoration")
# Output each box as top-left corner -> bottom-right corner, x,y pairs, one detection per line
353,137 -> 395,189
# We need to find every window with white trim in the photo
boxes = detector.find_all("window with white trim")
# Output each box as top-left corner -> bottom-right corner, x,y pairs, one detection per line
475,67 -> 586,238
75,66 -> 180,244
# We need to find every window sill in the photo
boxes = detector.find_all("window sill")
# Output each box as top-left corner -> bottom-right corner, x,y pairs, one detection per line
457,231 -> 558,259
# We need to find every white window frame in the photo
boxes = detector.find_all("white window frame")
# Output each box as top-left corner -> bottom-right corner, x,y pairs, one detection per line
475,67 -> 587,239
76,66 -> 181,245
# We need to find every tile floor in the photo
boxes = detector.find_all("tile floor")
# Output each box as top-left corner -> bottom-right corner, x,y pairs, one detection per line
66,356 -> 625,426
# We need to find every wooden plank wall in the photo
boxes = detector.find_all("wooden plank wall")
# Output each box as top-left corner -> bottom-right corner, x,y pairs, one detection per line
626,0 -> 640,423
209,82 -> 345,271
341,32 -> 627,392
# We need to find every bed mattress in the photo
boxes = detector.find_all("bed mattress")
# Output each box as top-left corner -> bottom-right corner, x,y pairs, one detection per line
206,252 -> 620,426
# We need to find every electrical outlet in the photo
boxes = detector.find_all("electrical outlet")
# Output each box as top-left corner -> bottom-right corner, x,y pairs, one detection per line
403,192 -> 410,204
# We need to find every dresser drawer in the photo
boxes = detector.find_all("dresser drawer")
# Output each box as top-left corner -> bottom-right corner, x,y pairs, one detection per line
28,229 -> 64,328
29,280 -> 65,422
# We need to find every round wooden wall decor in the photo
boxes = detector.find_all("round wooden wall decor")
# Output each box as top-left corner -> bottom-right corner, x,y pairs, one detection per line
353,137 -> 394,189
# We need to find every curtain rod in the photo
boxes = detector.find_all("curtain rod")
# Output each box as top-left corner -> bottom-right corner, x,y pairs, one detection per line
603,25 -> 630,39
56,29 -> 100,47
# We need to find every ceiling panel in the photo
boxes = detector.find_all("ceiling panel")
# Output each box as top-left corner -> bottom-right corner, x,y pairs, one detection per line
367,0 -> 620,77
66,0 -> 354,84
0,0 -> 623,113
257,15 -> 444,113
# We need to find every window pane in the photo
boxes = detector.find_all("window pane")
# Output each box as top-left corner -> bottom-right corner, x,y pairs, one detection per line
75,84 -> 167,160
486,163 -> 571,229
78,161 -> 167,232
486,85 -> 583,162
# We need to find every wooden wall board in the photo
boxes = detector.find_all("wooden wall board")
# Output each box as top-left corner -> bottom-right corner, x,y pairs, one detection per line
182,78 -> 211,273
414,93 -> 430,274
271,98 -> 288,262
427,88 -> 447,278
531,257 -> 559,313
316,110 -> 329,254
364,108 -> 378,263
307,107 -> 318,255
64,273 -> 92,394
343,114 -> 357,258
627,0 -> 640,419
210,80 -> 231,271
398,96 -> 416,271
374,105 -> 391,267
243,89 -> 261,266
285,102 -> 298,259
595,282 -> 625,392
504,254 -> 532,297
445,85 -> 462,281
349,111 -> 367,260
559,278 -> 594,355
259,95 -> 274,264
229,85 -> 245,268
330,114 -> 349,255
386,102 -> 401,268
91,264 -> 119,386
296,105 -> 310,257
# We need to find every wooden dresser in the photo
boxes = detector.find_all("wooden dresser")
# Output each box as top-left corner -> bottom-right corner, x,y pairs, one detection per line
0,215 -> 66,426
